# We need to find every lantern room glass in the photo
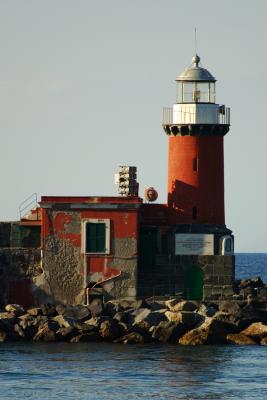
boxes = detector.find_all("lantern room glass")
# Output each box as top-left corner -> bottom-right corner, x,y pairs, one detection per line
177,82 -> 216,103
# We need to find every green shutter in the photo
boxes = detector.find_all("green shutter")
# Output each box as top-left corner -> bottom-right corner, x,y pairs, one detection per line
85,223 -> 106,253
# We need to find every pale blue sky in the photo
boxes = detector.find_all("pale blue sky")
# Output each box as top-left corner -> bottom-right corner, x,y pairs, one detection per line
0,0 -> 266,252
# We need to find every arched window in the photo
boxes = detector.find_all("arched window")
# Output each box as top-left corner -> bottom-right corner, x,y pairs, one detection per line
220,236 -> 234,255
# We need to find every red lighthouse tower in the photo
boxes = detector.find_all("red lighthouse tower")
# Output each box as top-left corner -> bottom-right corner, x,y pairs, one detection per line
164,55 -> 230,226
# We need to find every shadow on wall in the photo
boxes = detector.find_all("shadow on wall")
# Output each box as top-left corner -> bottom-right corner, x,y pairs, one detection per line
168,179 -> 198,222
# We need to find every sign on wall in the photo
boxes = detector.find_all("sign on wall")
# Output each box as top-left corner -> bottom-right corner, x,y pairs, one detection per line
175,234 -> 214,255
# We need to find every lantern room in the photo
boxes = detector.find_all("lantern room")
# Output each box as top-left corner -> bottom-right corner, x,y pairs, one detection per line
163,54 -> 230,129
176,54 -> 216,104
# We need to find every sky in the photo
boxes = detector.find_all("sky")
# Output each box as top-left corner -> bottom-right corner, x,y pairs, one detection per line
0,0 -> 266,252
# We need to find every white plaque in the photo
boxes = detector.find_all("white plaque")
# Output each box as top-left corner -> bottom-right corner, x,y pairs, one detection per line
175,234 -> 214,255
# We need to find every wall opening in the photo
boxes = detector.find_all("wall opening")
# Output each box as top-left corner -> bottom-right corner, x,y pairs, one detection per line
192,206 -> 197,220
193,157 -> 198,171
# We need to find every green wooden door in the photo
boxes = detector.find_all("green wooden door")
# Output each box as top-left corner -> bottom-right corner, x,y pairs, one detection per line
139,227 -> 157,268
184,265 -> 204,300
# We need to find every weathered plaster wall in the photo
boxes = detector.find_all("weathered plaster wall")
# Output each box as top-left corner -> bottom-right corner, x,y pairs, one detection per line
41,208 -> 138,305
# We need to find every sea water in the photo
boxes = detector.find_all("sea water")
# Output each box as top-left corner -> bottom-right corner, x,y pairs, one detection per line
0,253 -> 267,400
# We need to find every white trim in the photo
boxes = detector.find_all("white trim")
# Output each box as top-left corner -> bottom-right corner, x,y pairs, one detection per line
81,218 -> 110,255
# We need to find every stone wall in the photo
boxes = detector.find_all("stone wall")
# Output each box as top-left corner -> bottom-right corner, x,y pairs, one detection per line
0,247 -> 41,308
0,222 -> 40,248
137,255 -> 235,300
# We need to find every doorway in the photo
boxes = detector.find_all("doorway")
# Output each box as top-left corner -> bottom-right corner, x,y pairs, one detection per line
184,265 -> 204,300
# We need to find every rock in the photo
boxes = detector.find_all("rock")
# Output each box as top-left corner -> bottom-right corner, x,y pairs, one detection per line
113,312 -> 129,323
179,318 -> 227,345
239,276 -> 264,290
99,320 -> 124,341
114,332 -> 144,344
198,304 -> 217,318
218,301 -> 242,317
70,332 -> 101,343
165,311 -> 201,329
103,301 -> 122,317
56,326 -> 77,341
240,304 -> 262,328
147,301 -> 166,311
88,299 -> 103,317
14,323 -> 25,338
18,315 -> 39,339
260,337 -> 267,345
27,307 -> 43,317
84,316 -> 107,328
142,311 -> 167,326
57,305 -> 91,322
0,331 -> 7,342
151,321 -> 188,343
226,333 -> 257,345
5,304 -> 24,315
213,312 -> 242,333
40,304 -> 58,317
165,299 -> 198,312
241,322 -> 267,342
133,308 -> 151,325
53,315 -> 81,329
33,322 -> 58,342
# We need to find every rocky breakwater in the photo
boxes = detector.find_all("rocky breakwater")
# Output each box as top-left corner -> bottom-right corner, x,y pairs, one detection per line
0,277 -> 267,345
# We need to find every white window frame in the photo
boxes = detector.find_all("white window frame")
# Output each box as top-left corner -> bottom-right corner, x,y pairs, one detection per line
82,219 -> 110,255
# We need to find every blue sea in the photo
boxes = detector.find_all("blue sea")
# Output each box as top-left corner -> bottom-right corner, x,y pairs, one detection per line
1,253 -> 267,400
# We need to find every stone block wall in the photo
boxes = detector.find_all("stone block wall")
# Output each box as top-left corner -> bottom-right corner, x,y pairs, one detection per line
137,254 -> 235,300
0,247 -> 41,308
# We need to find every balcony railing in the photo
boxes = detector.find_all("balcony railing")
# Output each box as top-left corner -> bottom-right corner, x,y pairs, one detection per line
163,107 -> 230,125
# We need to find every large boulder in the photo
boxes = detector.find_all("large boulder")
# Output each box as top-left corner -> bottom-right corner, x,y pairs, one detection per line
151,321 -> 189,343
218,301 -> 242,317
99,320 -> 124,341
165,299 -> 198,312
70,332 -> 101,342
132,308 -> 151,325
88,299 -> 103,317
198,304 -> 218,318
5,304 -> 25,316
241,322 -> 267,343
33,321 -> 59,342
40,304 -> 58,317
226,333 -> 257,345
179,318 -> 227,345
53,315 -> 82,329
114,332 -> 144,344
84,316 -> 108,329
239,304 -> 262,328
27,308 -> 43,317
56,326 -> 77,341
0,331 -> 7,342
56,305 -> 91,322
213,312 -> 242,333
165,311 -> 201,329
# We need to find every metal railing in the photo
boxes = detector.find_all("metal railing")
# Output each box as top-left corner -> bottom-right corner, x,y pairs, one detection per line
162,107 -> 230,125
19,193 -> 38,220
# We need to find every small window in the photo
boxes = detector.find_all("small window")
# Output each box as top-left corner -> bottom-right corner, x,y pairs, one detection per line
192,207 -> 197,220
83,219 -> 110,254
193,157 -> 198,171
